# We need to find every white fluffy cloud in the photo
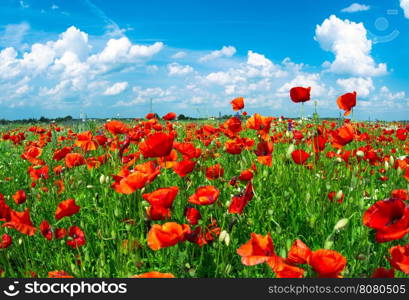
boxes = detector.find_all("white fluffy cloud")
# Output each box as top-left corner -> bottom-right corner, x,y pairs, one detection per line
315,15 -> 387,77
167,62 -> 194,76
341,3 -> 370,13
337,77 -> 374,97
199,46 -> 236,62
401,0 -> 409,18
172,51 -> 187,59
278,73 -> 328,98
104,82 -> 128,95
0,25 -> 164,108
377,86 -> 405,101
88,37 -> 163,74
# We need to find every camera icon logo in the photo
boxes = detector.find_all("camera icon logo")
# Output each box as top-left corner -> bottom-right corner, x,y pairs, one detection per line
3,281 -> 20,297
367,9 -> 400,44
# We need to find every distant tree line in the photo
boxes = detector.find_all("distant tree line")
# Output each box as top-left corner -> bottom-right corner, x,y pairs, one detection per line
0,115 -> 73,125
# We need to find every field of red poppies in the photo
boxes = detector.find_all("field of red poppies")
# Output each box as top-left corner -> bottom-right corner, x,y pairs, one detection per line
0,89 -> 408,278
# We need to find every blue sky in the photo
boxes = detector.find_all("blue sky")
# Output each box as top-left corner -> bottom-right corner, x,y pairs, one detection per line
0,0 -> 409,120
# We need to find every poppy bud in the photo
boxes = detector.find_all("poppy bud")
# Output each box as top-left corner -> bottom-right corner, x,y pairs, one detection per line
335,157 -> 343,163
384,161 -> 389,170
335,190 -> 344,201
86,185 -> 94,189
219,230 -> 230,246
286,144 -> 295,159
389,156 -> 395,166
99,174 -> 106,185
356,150 -> 365,157
397,167 -> 403,175
324,240 -> 333,249
334,218 -> 348,231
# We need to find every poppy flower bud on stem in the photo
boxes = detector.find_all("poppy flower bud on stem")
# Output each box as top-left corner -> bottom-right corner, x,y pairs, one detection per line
356,150 -> 364,158
286,144 -> 295,160
334,218 -> 348,231
324,239 -> 333,249
335,190 -> 343,201
99,174 -> 106,185
397,167 -> 403,175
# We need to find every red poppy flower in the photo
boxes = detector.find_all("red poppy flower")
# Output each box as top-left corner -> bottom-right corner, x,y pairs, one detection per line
54,180 -> 65,195
55,198 -> 80,220
337,91 -> 357,116
188,185 -> 220,206
55,228 -> 67,239
224,117 -> 242,134
40,220 -> 53,240
185,220 -> 220,247
28,165 -> 49,181
371,267 -> 395,278
237,233 -> 275,266
0,197 -> 11,222
112,167 -> 150,195
391,189 -> 409,201
184,206 -> 201,225
146,206 -> 171,220
53,147 -> 72,161
21,146 -> 44,165
133,161 -> 161,183
48,270 -> 74,278
53,165 -> 63,175
228,182 -> 254,214
173,160 -> 196,177
225,139 -> 245,155
363,198 -> 409,243
309,249 -> 347,278
239,169 -> 254,182
0,233 -> 12,248
66,226 -> 86,248
290,87 -> 311,103
65,153 -> 86,168
173,142 -> 201,160
162,112 -> 177,121
246,114 -> 272,137
139,132 -> 174,158
387,244 -> 409,274
131,271 -> 175,278
205,164 -> 224,180
12,190 -> 26,205
331,123 -> 355,148
104,120 -> 129,135
145,113 -> 157,120
230,97 -> 244,111
2,208 -> 36,236
74,131 -> 98,151
147,222 -> 190,250
291,149 -> 310,165
142,187 -> 179,208
267,256 -> 305,278
286,239 -> 312,265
